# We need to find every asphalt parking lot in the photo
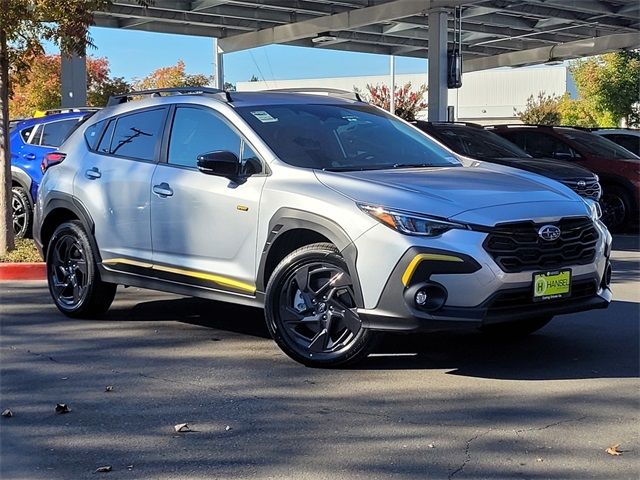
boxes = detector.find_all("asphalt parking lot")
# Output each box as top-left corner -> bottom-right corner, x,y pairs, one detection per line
1,235 -> 638,480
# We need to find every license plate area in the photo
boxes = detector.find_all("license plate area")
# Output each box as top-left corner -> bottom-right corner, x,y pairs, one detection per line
533,269 -> 572,301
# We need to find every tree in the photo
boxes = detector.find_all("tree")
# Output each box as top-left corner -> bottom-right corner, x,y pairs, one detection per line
133,60 -> 210,90
223,81 -> 236,91
569,51 -> 640,127
360,82 -> 427,122
249,74 -> 259,82
517,92 -> 561,125
1,0 -> 111,255
557,94 -> 616,128
9,54 -> 130,117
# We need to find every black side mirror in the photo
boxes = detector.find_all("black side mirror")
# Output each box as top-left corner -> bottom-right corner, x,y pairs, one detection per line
197,151 -> 242,180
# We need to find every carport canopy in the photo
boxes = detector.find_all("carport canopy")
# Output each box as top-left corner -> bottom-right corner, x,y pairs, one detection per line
63,0 -> 640,120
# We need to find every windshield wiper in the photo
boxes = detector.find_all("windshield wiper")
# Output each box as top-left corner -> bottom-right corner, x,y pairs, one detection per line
322,165 -> 387,172
390,163 -> 437,169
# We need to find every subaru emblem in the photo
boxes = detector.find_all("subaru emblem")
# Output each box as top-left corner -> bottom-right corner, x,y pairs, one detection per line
577,180 -> 586,188
538,225 -> 561,241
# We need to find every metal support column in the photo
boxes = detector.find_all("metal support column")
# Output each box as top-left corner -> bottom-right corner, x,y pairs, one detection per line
213,38 -> 224,89
60,54 -> 87,107
389,55 -> 396,115
428,8 -> 448,121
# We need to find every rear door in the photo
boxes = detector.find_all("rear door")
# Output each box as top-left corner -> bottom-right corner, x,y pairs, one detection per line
73,107 -> 168,264
150,105 -> 266,295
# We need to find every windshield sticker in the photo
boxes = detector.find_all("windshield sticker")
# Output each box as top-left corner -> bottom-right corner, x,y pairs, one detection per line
342,115 -> 358,122
251,111 -> 278,123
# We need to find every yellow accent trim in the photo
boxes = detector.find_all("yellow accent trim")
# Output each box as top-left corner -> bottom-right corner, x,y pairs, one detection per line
103,258 -> 153,269
236,205 -> 249,211
401,253 -> 464,287
102,258 -> 256,294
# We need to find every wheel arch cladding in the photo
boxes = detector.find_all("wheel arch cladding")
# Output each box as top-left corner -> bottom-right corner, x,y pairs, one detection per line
257,208 -> 364,307
40,195 -> 95,260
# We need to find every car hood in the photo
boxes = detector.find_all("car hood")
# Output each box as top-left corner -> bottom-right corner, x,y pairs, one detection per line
485,157 -> 596,181
315,164 -> 590,226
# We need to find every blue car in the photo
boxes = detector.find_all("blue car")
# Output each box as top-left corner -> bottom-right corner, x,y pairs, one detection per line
10,111 -> 96,238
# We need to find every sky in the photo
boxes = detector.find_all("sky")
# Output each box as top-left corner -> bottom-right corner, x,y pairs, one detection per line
46,27 -> 429,85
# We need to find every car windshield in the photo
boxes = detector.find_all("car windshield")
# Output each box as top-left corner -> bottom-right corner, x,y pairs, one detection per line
236,104 -> 461,170
562,129 -> 639,160
430,125 -> 531,159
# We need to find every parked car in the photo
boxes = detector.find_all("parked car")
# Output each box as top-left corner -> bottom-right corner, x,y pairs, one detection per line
34,88 -> 612,367
590,128 -> 640,156
489,125 -> 639,230
10,111 -> 95,238
415,121 -> 601,201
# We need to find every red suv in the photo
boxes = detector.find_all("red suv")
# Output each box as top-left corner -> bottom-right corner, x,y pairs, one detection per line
489,125 -> 639,230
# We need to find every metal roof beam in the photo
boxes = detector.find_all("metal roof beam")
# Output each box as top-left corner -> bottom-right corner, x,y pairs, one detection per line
218,0 -> 480,53
93,15 -> 240,37
463,32 -> 640,72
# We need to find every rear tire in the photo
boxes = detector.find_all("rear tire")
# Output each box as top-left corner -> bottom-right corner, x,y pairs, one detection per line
480,316 -> 553,339
600,185 -> 633,232
11,186 -> 32,239
46,220 -> 116,318
265,242 -> 379,367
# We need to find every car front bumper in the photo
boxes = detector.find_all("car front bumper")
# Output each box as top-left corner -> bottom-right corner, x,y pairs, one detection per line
353,220 -> 612,332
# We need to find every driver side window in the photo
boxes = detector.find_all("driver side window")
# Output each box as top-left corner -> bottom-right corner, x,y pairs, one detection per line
168,107 -> 243,168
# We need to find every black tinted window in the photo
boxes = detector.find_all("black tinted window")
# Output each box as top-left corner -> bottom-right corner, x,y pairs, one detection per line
600,134 -> 639,156
20,126 -> 35,143
107,109 -> 166,161
97,120 -> 116,154
41,119 -> 78,147
84,120 -> 105,150
168,107 -> 241,168
429,126 -> 530,159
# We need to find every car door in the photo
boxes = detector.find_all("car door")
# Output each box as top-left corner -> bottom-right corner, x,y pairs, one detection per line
150,105 -> 267,295
73,107 -> 168,264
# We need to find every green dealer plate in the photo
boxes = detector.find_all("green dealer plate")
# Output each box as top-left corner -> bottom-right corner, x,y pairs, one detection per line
533,269 -> 572,301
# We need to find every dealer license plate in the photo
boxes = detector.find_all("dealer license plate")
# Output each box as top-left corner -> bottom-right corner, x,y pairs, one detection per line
532,269 -> 571,301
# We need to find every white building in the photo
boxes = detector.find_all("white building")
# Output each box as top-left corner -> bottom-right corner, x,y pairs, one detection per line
237,66 -> 576,125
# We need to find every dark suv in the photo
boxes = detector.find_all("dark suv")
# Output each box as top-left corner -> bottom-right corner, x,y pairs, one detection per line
489,125 -> 639,230
415,122 -> 601,201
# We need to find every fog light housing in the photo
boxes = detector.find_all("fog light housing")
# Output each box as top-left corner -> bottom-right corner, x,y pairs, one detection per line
405,282 -> 448,312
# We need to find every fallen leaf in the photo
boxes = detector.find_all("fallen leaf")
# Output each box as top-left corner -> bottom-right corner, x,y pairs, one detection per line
427,443 -> 435,449
225,425 -> 232,431
1,409 -> 12,417
126,465 -> 134,470
55,404 -> 70,414
105,386 -> 114,392
95,465 -> 112,473
174,423 -> 192,432
536,458 -> 543,462
606,444 -> 622,456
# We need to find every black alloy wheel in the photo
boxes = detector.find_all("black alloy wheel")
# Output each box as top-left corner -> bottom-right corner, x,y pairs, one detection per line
265,243 -> 379,367
46,221 -> 117,317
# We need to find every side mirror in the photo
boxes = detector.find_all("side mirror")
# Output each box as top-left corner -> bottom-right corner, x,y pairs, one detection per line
197,151 -> 242,180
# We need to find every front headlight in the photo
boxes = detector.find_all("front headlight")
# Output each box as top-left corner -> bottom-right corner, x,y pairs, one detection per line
583,198 -> 602,221
358,204 -> 468,236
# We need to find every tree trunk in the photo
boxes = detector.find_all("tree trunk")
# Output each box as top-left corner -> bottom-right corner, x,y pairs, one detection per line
0,24 -> 15,256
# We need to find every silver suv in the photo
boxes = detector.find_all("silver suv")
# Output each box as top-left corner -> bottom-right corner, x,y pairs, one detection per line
34,88 -> 613,367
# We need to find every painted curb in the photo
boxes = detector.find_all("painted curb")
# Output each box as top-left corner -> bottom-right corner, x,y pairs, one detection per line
0,263 -> 46,281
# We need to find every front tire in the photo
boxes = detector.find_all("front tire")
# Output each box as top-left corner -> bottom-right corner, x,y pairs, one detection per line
600,185 -> 633,232
265,243 -> 379,367
11,186 -> 32,239
46,220 -> 116,318
480,316 -> 553,339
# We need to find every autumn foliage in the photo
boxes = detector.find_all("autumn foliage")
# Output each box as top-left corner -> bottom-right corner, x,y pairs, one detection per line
9,54 -> 130,118
361,82 -> 427,121
133,60 -> 211,90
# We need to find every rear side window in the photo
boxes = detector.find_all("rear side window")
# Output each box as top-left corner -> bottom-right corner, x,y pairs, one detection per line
20,126 -> 35,143
100,108 -> 166,161
84,120 -> 105,150
602,134 -> 640,155
40,119 -> 78,147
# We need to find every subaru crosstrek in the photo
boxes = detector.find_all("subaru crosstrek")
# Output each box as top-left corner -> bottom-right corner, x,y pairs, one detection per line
10,110 -> 96,238
34,88 -> 612,367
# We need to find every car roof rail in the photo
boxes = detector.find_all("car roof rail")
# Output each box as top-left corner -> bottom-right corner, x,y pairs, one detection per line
107,87 -> 232,106
417,120 -> 484,128
263,87 -> 364,102
485,123 -> 558,129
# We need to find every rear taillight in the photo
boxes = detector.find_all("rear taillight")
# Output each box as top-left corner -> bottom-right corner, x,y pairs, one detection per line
41,152 -> 66,174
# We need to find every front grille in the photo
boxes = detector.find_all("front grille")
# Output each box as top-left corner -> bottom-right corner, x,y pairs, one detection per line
488,280 -> 598,311
483,217 -> 599,273
563,179 -> 601,200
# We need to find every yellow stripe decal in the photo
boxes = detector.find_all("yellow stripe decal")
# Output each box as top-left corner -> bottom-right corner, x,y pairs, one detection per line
401,253 -> 464,287
102,258 -> 255,294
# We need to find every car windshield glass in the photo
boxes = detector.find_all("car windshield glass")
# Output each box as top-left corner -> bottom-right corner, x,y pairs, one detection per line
236,104 -> 460,170
432,126 -> 530,159
563,130 -> 639,160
